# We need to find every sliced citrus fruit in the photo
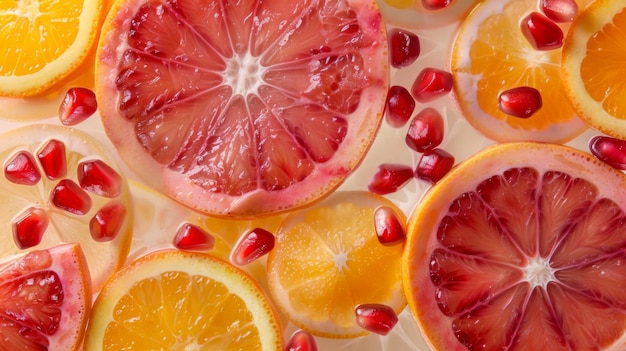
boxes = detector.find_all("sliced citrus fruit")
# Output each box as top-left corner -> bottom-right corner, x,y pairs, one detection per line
96,0 -> 389,218
0,0 -> 103,97
0,124 -> 133,290
403,142 -> 626,350
376,0 -> 481,29
450,0 -> 589,143
84,249 -> 283,350
0,243 -> 91,350
562,0 -> 626,140
267,191 -> 407,338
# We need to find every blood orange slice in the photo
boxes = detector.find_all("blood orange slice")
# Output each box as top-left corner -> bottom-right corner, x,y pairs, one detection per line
403,142 -> 626,350
96,0 -> 388,218
0,243 -> 91,351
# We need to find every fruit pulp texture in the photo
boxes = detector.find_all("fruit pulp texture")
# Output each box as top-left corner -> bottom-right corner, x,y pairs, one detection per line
109,0 -> 384,196
429,167 -> 626,350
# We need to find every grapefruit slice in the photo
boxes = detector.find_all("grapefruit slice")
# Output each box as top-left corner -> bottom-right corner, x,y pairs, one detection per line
0,243 -> 91,350
96,0 -> 389,218
403,142 -> 626,350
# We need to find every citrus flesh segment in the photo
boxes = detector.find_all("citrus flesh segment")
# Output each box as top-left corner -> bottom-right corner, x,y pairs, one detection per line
450,0 -> 588,143
0,0 -> 103,97
96,0 -> 388,218
0,124 -> 133,291
562,0 -> 626,140
84,250 -> 283,350
403,142 -> 626,351
0,243 -> 91,350
376,0 -> 481,29
267,191 -> 407,338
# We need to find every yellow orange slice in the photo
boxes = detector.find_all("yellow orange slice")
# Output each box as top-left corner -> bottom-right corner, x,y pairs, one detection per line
403,142 -> 626,350
562,0 -> 626,139
84,250 -> 283,350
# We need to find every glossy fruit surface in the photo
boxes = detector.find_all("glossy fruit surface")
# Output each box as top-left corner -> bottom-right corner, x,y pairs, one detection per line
84,250 -> 283,350
376,0 -> 481,29
404,142 -> 626,350
96,0 -> 388,218
562,0 -> 626,140
0,243 -> 91,351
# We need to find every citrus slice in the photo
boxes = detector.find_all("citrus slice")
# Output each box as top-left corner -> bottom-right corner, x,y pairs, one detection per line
562,0 -> 626,140
376,0 -> 481,29
0,0 -> 103,97
450,0 -> 589,143
267,191 -> 407,338
96,0 -> 389,218
0,243 -> 91,350
0,124 -> 133,290
84,250 -> 283,350
403,142 -> 626,350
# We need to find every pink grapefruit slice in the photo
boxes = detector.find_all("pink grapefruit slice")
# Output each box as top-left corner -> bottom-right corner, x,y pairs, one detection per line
403,142 -> 626,350
96,0 -> 389,218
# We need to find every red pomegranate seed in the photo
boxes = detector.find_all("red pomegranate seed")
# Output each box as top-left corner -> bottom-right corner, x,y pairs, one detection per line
37,139 -> 67,180
422,0 -> 453,10
77,159 -> 122,198
285,330 -> 318,351
521,12 -> 564,50
415,148 -> 455,184
405,107 -> 445,152
51,179 -> 92,215
411,67 -> 453,103
12,207 -> 49,249
90,202 -> 127,242
374,206 -> 406,246
4,151 -> 41,186
589,135 -> 626,170
385,85 -> 415,128
59,87 -> 98,126
541,0 -> 578,23
388,28 -> 420,68
173,223 -> 215,251
231,227 -> 275,266
498,86 -> 543,118
368,163 -> 414,195
354,303 -> 398,336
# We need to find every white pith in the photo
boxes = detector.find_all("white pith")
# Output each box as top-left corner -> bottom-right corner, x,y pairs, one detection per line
523,256 -> 556,289
223,52 -> 268,98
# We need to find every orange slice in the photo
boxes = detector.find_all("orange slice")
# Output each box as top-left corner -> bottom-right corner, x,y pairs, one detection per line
84,250 -> 283,350
0,243 -> 91,350
267,191 -> 407,338
450,0 -> 589,143
95,0 -> 388,218
403,142 -> 626,350
0,124 -> 133,290
0,0 -> 103,97
562,0 -> 626,140
376,0 -> 481,28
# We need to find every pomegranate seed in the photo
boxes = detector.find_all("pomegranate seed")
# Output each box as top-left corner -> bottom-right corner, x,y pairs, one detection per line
12,207 -> 49,249
388,28 -> 420,68
354,303 -> 398,336
422,0 -> 453,10
231,227 -> 275,266
541,0 -> 578,23
521,12 -> 564,50
173,223 -> 215,251
90,202 -> 127,242
385,85 -> 415,128
374,206 -> 406,245
368,163 -> 414,195
51,179 -> 92,215
589,135 -> 626,170
498,86 -> 543,118
59,87 -> 98,126
4,151 -> 41,186
415,148 -> 455,184
37,139 -> 67,180
285,330 -> 318,351
77,159 -> 122,198
411,67 -> 453,103
405,107 -> 445,152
